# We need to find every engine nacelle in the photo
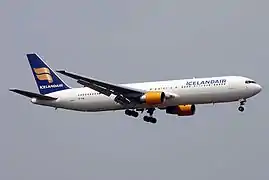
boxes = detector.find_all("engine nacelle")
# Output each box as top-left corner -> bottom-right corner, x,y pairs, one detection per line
140,91 -> 165,105
166,104 -> 196,116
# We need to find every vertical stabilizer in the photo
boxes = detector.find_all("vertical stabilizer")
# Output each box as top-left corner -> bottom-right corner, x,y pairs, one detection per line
27,53 -> 70,94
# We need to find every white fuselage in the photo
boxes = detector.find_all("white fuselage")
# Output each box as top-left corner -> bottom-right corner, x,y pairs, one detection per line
31,76 -> 262,112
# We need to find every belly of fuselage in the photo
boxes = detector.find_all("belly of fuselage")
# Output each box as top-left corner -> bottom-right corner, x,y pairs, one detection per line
54,87 -> 246,112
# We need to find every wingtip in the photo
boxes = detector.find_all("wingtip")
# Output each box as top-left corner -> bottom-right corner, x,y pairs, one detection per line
9,88 -> 17,92
9,89 -> 21,94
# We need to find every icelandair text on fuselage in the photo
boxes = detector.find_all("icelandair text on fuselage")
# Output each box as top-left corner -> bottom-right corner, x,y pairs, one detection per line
186,79 -> 227,86
40,84 -> 64,89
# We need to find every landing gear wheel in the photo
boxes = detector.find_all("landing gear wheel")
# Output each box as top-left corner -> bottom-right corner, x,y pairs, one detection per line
150,118 -> 157,124
143,116 -> 150,122
143,116 -> 157,124
238,106 -> 244,112
125,110 -> 132,116
143,108 -> 157,124
131,111 -> 139,117
125,110 -> 139,117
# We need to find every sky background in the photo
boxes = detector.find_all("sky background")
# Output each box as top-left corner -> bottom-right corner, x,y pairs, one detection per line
0,0 -> 268,179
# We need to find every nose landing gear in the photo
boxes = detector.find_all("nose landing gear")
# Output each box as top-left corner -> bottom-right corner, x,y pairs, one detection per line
238,99 -> 246,112
238,106 -> 245,112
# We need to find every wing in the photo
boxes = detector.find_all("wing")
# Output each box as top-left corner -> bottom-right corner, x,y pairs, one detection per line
56,70 -> 146,105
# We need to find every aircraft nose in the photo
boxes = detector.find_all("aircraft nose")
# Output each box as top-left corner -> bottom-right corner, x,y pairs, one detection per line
253,84 -> 262,94
256,84 -> 262,93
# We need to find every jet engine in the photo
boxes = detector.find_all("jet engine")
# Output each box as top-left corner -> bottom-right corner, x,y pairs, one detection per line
166,104 -> 196,116
140,91 -> 165,105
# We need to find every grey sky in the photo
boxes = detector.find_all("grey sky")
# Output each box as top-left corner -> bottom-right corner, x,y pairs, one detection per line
0,0 -> 268,179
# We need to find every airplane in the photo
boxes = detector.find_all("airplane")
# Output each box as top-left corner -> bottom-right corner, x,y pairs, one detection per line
10,53 -> 262,124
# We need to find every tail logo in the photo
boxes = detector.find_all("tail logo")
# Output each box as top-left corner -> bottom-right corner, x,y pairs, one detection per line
34,68 -> 53,83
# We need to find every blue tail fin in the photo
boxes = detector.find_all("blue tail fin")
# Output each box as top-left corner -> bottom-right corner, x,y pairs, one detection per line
27,53 -> 70,95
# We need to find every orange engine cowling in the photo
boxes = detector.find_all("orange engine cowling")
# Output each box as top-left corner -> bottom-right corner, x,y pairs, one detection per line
166,105 -> 196,116
140,91 -> 165,105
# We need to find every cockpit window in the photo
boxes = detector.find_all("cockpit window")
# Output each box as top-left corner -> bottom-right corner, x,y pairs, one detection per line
245,80 -> 256,84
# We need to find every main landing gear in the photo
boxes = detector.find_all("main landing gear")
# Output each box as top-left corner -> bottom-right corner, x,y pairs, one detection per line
125,108 -> 157,124
143,108 -> 157,124
125,109 -> 139,117
238,99 -> 246,112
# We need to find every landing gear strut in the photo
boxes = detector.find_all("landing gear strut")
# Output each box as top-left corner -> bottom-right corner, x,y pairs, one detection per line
147,108 -> 155,116
143,108 -> 157,124
238,99 -> 246,112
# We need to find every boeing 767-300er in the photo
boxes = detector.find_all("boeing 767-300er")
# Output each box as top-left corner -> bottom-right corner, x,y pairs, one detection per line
10,53 -> 262,124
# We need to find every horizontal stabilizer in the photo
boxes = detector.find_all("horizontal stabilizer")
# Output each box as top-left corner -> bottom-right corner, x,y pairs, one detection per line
9,89 -> 57,100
